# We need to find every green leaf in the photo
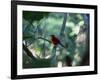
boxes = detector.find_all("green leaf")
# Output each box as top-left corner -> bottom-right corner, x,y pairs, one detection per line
23,35 -> 33,40
23,11 -> 49,23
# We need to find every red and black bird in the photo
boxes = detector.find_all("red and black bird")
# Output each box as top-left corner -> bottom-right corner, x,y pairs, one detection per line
50,35 -> 66,48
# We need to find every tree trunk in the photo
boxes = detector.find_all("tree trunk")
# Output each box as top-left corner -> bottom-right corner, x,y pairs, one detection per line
23,44 -> 36,60
50,13 -> 67,67
60,13 -> 67,37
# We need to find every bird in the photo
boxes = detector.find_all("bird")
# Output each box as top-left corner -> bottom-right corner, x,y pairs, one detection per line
50,35 -> 66,48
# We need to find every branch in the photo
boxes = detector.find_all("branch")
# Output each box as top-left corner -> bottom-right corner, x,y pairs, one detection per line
23,44 -> 36,60
37,37 -> 51,43
60,13 -> 67,36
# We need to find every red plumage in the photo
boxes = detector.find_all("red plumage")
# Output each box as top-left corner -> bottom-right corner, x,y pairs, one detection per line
50,35 -> 65,48
51,35 -> 59,45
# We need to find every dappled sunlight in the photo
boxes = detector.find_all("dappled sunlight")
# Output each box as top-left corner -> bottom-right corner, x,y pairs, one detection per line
22,11 -> 89,68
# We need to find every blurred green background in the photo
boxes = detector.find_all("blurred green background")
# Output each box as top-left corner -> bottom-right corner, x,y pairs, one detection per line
22,11 -> 89,68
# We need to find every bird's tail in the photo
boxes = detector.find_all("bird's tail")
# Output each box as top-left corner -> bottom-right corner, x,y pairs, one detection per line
59,41 -> 66,48
59,41 -> 68,49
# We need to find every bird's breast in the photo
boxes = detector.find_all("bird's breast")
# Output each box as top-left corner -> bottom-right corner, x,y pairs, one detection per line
51,37 -> 59,45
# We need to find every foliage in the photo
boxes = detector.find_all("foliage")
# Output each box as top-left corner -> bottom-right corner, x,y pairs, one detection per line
22,11 -> 89,68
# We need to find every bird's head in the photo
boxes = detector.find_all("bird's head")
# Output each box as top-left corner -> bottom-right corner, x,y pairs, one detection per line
50,35 -> 55,38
